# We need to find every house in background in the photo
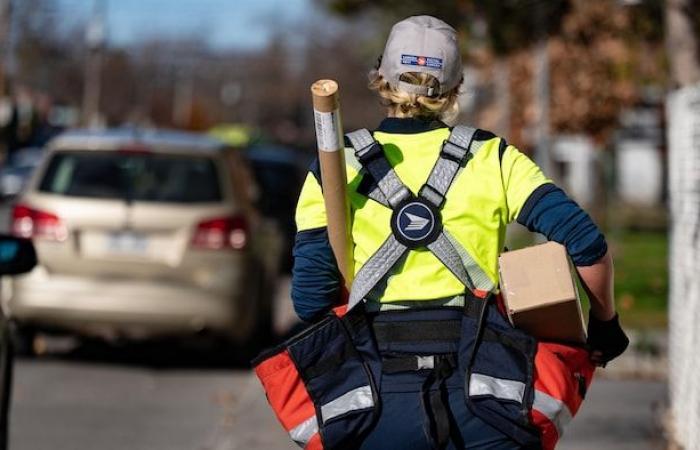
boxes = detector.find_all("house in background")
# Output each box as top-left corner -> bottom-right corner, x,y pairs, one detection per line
548,135 -> 598,207
614,106 -> 665,207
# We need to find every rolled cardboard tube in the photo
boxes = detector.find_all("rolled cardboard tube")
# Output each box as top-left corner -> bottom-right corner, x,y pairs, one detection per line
311,79 -> 354,288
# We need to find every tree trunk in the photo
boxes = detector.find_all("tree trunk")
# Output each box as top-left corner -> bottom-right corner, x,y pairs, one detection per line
666,0 -> 700,87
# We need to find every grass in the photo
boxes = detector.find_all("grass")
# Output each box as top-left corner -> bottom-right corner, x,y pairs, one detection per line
608,230 -> 668,329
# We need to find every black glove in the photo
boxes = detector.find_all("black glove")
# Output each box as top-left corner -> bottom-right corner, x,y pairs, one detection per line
587,313 -> 629,366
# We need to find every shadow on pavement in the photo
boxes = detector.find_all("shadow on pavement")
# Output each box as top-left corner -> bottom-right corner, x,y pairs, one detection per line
18,324 -> 303,370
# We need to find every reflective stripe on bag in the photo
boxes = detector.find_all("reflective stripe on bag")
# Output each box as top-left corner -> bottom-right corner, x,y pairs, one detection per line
290,384 -> 375,445
321,385 -> 374,422
254,349 -> 322,449
467,373 -> 581,433
533,390 -> 573,437
468,373 -> 526,403
253,307 -> 380,450
530,342 -> 596,450
289,415 -> 321,448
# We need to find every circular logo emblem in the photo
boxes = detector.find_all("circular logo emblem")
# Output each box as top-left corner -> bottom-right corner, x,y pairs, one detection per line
395,201 -> 435,242
417,56 -> 427,66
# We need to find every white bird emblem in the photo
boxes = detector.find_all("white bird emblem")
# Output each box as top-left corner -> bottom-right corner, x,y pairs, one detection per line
405,212 -> 430,231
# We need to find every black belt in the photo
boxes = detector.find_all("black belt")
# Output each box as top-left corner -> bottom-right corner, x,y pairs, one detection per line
371,296 -> 486,343
373,320 -> 462,343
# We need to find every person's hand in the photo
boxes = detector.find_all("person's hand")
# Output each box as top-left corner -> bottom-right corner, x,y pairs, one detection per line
587,313 -> 629,367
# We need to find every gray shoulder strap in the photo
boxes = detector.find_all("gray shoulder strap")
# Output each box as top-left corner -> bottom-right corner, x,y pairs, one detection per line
418,125 -> 477,208
346,125 -> 494,311
346,129 -> 410,208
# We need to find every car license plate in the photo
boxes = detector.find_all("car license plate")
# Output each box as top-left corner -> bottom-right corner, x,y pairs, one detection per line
107,231 -> 148,254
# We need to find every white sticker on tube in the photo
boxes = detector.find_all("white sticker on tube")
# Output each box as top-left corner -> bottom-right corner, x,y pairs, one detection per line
314,109 -> 343,152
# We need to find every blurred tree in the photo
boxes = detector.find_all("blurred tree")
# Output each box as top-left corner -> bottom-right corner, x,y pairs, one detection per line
13,0 -> 84,100
320,0 -> 667,145
547,0 -> 667,142
318,0 -> 569,54
100,49 -> 139,125
668,0 -> 700,86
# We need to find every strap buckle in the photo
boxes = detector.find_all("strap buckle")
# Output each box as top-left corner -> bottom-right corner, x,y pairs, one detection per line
418,183 -> 446,209
355,142 -> 384,165
387,186 -> 411,208
440,140 -> 470,164
416,355 -> 435,370
381,354 -> 458,373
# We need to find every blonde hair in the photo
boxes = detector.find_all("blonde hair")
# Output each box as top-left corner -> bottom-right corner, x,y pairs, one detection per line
368,70 -> 461,122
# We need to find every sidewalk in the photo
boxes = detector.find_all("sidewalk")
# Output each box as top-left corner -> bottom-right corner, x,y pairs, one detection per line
558,379 -> 666,450
245,378 -> 667,450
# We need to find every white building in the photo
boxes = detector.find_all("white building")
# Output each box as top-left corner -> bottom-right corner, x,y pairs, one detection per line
548,135 -> 598,206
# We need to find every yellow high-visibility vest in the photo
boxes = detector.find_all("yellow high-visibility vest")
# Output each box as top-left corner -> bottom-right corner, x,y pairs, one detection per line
295,127 -> 550,303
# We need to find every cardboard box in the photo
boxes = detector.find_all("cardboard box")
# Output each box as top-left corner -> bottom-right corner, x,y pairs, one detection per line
498,241 -> 587,344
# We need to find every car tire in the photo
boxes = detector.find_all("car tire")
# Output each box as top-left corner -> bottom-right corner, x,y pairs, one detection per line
9,323 -> 35,357
234,265 -> 275,364
251,266 -> 275,345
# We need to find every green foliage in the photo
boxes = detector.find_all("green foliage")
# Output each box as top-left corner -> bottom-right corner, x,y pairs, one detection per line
319,0 -> 570,55
627,0 -> 665,43
479,0 -> 569,55
320,0 -> 665,56
321,0 -> 468,25
610,230 -> 668,329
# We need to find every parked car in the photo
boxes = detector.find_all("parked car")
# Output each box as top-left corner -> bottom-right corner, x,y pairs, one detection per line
243,145 -> 310,272
0,234 -> 37,450
0,147 -> 45,199
6,128 -> 282,350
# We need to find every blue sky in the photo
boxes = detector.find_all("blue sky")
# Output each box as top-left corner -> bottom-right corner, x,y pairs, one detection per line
55,0 -> 317,49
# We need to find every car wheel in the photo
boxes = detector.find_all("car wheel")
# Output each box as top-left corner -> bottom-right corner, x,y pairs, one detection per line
235,267 -> 274,362
252,265 -> 276,344
9,323 -> 36,357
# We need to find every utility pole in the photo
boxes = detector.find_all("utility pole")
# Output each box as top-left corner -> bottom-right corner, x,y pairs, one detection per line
533,1 -> 552,177
82,0 -> 106,128
0,0 -> 12,163
0,0 -> 12,96
172,65 -> 194,128
495,58 -> 511,137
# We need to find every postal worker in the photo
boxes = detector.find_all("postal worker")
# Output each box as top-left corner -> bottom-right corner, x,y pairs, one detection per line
290,15 -> 629,450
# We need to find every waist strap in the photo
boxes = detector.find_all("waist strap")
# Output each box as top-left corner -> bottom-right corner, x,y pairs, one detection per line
373,320 -> 462,343
382,353 -> 457,374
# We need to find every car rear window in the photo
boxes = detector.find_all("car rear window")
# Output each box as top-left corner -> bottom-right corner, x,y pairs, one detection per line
38,151 -> 223,203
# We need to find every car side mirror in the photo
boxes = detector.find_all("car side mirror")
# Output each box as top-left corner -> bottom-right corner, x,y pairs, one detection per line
0,234 -> 37,275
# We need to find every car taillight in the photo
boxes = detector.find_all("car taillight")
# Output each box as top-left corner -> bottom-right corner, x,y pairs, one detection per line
191,215 -> 248,250
12,204 -> 68,242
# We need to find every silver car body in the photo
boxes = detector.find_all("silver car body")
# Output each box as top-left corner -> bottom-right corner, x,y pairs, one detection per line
5,128 -> 282,342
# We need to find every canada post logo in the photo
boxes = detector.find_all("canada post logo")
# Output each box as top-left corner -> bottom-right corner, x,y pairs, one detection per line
396,201 -> 435,242
401,54 -> 443,69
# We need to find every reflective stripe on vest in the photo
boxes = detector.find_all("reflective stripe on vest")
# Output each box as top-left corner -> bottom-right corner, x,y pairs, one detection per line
289,384 -> 375,448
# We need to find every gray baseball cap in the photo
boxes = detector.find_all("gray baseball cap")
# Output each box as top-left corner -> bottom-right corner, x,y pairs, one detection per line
378,16 -> 463,97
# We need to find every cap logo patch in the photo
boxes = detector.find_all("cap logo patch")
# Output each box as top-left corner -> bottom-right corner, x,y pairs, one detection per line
401,54 -> 443,69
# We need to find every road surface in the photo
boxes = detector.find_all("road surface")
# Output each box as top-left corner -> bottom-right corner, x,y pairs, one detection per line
1,202 -> 667,449
8,277 -> 666,450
